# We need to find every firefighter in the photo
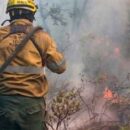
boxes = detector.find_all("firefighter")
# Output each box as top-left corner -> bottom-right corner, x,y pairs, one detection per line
0,0 -> 66,130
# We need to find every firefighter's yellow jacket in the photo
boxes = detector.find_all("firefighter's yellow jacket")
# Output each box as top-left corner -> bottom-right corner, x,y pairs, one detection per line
0,19 -> 66,97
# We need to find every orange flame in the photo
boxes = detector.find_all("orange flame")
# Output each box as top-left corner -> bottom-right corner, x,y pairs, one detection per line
103,87 -> 120,103
103,87 -> 113,100
114,47 -> 120,57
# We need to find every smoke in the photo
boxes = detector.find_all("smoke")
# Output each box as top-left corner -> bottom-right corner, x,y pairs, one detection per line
0,0 -> 129,80
38,0 -> 129,81
0,1 -> 8,24
67,0 -> 130,80
37,0 -> 130,128
76,0 -> 129,78
0,0 -> 130,129
1,0 -> 129,81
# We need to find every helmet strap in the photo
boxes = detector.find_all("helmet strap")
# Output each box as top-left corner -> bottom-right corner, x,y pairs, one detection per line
1,19 -> 11,26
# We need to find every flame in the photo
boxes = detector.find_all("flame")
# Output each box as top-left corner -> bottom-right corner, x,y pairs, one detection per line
114,47 -> 120,56
103,87 -> 113,100
103,87 -> 120,103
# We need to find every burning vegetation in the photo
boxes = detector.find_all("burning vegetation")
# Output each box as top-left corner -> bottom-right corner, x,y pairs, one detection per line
46,73 -> 130,130
35,0 -> 130,129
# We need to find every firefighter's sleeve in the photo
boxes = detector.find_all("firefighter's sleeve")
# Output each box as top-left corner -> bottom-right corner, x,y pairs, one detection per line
45,34 -> 66,74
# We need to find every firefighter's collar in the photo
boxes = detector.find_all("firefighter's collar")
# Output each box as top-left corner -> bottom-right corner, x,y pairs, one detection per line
10,19 -> 33,26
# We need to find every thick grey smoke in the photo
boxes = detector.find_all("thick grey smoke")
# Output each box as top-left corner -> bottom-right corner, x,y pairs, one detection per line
1,0 -> 130,129
78,0 -> 128,77
70,0 -> 130,80
1,0 -> 130,92
36,0 -> 130,83
36,0 -> 130,128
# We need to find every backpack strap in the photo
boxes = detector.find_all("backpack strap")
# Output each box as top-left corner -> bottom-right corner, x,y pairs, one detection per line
1,25 -> 31,39
0,26 -> 43,74
1,25 -> 46,62
11,25 -> 45,59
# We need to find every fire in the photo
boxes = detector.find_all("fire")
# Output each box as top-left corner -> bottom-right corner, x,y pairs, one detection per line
114,47 -> 120,56
103,87 -> 113,100
103,87 -> 120,103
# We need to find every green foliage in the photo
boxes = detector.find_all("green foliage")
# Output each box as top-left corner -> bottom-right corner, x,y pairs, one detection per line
52,89 -> 80,118
46,88 -> 81,130
120,125 -> 130,130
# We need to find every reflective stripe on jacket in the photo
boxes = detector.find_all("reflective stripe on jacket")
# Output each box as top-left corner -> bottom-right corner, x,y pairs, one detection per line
0,19 -> 66,97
